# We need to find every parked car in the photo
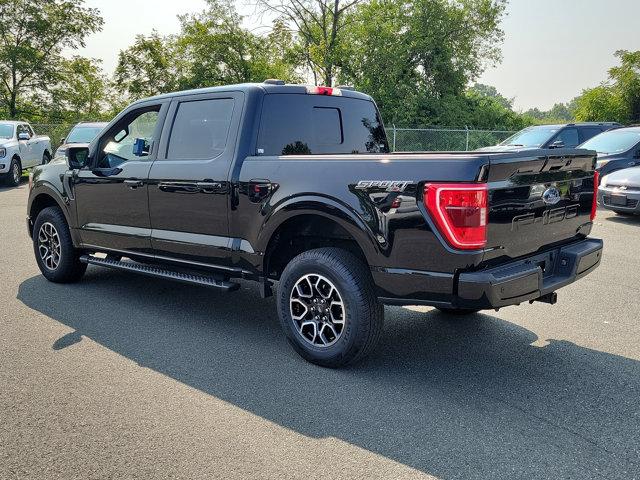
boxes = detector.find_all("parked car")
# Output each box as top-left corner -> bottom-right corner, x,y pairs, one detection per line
480,122 -> 620,152
579,126 -> 640,177
55,122 -> 108,158
26,82 -> 603,367
598,166 -> 640,215
0,121 -> 52,186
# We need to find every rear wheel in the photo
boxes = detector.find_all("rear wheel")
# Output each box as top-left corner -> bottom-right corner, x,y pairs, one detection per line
33,206 -> 87,283
277,248 -> 383,368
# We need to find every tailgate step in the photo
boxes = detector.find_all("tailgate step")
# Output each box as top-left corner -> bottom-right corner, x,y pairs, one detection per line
80,255 -> 240,291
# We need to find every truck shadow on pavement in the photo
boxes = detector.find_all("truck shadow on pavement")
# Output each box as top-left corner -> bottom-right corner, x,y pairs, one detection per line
17,269 -> 640,480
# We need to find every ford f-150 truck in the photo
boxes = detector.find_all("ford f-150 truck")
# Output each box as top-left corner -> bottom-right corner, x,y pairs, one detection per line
1,121 -> 52,186
26,82 -> 603,367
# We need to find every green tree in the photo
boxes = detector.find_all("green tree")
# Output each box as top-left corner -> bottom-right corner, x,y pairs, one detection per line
49,56 -> 108,121
339,0 -> 507,126
0,0 -> 103,118
574,50 -> 640,123
257,0 -> 363,86
113,31 -> 178,101
175,0 -> 300,89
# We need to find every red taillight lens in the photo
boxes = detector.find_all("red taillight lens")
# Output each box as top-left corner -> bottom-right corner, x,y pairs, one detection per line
306,85 -> 342,96
424,183 -> 488,250
591,170 -> 599,221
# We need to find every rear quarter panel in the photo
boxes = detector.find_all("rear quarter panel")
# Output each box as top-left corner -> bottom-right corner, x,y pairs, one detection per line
233,153 -> 489,274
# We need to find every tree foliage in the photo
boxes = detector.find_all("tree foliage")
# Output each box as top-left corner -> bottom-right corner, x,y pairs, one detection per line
0,0 -> 103,118
338,0 -> 508,127
574,50 -> 640,123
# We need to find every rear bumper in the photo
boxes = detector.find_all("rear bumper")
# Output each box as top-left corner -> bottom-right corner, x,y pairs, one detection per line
376,237 -> 603,309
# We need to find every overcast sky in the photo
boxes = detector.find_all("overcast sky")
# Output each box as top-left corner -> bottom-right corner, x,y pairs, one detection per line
75,0 -> 639,111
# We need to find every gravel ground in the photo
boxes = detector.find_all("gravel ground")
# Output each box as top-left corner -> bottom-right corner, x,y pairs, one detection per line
1,180 -> 638,480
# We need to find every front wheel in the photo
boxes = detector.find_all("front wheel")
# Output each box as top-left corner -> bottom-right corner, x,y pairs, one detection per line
277,248 -> 383,368
33,206 -> 87,283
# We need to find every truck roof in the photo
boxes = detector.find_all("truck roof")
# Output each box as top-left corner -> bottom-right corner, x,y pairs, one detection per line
131,82 -> 373,107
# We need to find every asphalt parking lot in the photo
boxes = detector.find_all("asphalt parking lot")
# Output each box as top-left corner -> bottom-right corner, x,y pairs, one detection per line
1,179 -> 639,480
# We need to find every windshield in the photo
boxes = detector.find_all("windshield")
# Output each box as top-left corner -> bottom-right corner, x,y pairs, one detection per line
0,123 -> 14,139
581,129 -> 640,154
66,125 -> 105,143
500,126 -> 560,148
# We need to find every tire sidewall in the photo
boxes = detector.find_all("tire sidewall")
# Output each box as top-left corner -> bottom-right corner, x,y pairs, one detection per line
32,207 -> 82,282
9,158 -> 21,186
277,252 -> 370,366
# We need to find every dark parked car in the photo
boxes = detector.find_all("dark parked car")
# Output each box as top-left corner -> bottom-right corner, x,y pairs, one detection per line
55,122 -> 108,158
481,122 -> 620,152
26,82 -> 603,367
580,126 -> 640,177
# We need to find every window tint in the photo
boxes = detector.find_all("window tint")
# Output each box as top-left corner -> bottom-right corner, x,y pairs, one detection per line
556,128 -> 579,147
167,98 -> 234,160
17,124 -> 31,138
25,124 -> 34,137
258,94 -> 388,155
580,127 -> 605,144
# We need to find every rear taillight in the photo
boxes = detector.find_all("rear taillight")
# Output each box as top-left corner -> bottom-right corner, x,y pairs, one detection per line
591,170 -> 599,221
306,85 -> 342,96
424,183 -> 488,250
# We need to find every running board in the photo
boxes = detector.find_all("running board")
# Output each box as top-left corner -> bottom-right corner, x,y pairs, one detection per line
80,255 -> 240,291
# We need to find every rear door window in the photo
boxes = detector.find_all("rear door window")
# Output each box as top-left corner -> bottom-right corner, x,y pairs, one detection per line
579,127 -> 606,144
258,94 -> 388,155
167,98 -> 235,160
555,128 -> 579,147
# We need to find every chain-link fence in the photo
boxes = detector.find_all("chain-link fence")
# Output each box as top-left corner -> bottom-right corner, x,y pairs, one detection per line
389,126 -> 516,152
30,123 -> 516,153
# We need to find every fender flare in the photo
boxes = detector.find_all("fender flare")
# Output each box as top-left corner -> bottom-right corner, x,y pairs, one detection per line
27,183 -> 77,241
257,194 -> 383,269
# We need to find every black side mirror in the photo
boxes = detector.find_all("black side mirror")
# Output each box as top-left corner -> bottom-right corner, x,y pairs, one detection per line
549,140 -> 565,149
67,146 -> 90,169
60,137 -> 65,145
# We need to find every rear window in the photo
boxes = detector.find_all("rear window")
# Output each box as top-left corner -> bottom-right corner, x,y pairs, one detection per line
258,94 -> 388,155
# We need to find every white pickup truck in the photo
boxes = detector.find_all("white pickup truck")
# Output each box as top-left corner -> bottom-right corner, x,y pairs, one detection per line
0,121 -> 52,187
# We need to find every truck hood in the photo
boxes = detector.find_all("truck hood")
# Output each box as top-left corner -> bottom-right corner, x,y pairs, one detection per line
602,166 -> 640,187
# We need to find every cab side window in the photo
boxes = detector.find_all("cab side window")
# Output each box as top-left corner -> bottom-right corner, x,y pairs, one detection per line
97,107 -> 160,168
17,124 -> 31,139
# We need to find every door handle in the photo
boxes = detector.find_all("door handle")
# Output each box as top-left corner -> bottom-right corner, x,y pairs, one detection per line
124,179 -> 144,189
196,181 -> 223,193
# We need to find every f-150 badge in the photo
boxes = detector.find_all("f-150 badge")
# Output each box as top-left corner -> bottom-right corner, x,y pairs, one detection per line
355,180 -> 413,192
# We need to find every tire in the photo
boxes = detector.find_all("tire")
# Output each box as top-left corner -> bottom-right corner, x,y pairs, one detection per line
277,248 -> 383,368
5,157 -> 21,187
436,307 -> 481,316
33,206 -> 87,283
42,151 -> 51,165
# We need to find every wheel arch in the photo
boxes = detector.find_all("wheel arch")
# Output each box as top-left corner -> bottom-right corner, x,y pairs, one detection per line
259,197 -> 381,280
28,188 -> 74,240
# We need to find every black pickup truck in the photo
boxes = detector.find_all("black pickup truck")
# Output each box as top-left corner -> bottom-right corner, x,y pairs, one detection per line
27,82 -> 603,367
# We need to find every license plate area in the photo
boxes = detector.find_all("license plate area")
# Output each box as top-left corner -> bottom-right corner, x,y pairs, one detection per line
610,194 -> 627,206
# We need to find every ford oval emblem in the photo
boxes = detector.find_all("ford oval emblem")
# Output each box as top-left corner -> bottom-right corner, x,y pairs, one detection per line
542,187 -> 561,205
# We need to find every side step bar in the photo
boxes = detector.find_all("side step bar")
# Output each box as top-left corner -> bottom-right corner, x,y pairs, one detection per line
80,255 -> 240,292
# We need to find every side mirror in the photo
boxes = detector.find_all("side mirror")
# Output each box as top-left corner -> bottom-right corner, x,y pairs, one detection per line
60,137 -> 65,145
18,132 -> 30,141
67,146 -> 90,169
132,138 -> 150,157
549,140 -> 565,149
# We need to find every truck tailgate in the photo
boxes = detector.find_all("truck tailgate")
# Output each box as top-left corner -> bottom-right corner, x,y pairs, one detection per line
484,149 -> 597,263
